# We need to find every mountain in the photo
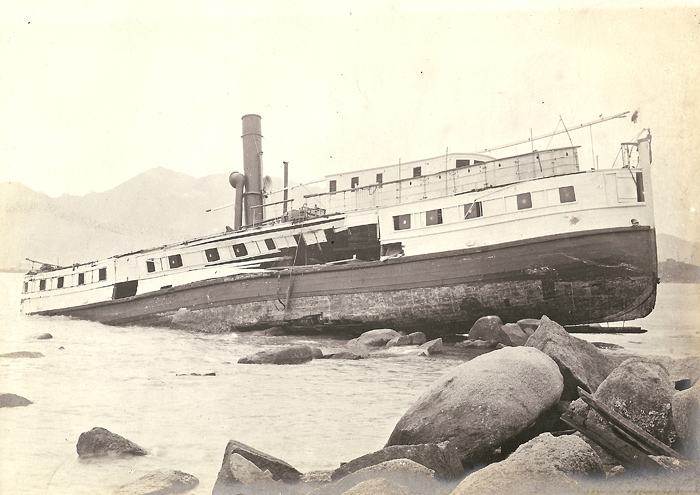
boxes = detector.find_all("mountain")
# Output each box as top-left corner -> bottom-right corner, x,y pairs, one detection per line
0,170 -> 321,270
656,233 -> 700,266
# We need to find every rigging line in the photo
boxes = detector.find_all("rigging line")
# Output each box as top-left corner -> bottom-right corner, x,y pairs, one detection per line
545,119 -> 562,150
560,115 -> 574,147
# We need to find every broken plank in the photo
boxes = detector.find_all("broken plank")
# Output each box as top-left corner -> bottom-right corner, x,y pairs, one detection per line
560,411 -> 662,472
577,387 -> 684,460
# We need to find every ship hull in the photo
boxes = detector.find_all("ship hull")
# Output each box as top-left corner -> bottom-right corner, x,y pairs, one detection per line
34,226 -> 658,335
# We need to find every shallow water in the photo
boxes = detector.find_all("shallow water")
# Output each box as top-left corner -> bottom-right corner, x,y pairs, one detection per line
0,273 -> 698,494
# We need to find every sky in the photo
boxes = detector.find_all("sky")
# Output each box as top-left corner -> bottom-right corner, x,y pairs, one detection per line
1,1 -> 699,242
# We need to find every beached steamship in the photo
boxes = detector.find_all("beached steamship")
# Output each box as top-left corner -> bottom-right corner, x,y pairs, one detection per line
20,113 -> 658,335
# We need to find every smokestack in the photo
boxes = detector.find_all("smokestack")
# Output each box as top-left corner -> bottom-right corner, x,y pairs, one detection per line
241,114 -> 264,226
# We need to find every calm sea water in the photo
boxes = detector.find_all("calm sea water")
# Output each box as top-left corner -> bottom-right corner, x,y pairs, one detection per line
0,272 -> 698,494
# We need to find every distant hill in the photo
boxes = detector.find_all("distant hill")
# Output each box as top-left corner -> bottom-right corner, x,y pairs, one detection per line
658,259 -> 700,283
656,232 -> 700,266
0,170 -> 321,270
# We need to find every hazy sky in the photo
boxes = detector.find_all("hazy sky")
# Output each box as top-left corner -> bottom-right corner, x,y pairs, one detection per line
1,2 -> 698,241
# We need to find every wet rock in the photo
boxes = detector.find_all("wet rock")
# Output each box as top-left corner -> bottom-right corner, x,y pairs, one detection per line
385,335 -> 412,348
213,439 -> 302,486
76,427 -> 147,457
329,351 -> 365,360
467,315 -> 503,342
35,333 -> 53,340
417,338 -> 443,356
238,345 -> 318,365
386,347 -> 563,464
651,355 -> 700,385
498,323 -> 529,346
260,326 -> 286,336
331,443 -> 463,481
407,332 -> 426,345
349,329 -> 402,347
526,315 -> 617,400
0,351 -> 43,358
114,469 -> 199,495
449,433 -> 603,495
344,341 -> 371,358
516,318 -> 540,336
591,357 -> 676,444
311,347 -> 324,359
0,393 -> 32,408
302,470 -> 334,483
672,381 -> 700,459
340,477 -> 408,495
311,459 -> 435,495
212,453 -> 280,495
454,339 -> 498,349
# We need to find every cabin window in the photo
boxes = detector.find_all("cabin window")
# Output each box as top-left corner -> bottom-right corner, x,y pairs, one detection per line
425,209 -> 443,226
264,238 -> 276,250
413,167 -> 422,178
205,248 -> 220,262
78,273 -> 85,285
464,201 -> 483,219
57,276 -> 64,289
329,180 -> 337,193
350,177 -> 359,189
233,243 -> 248,257
393,214 -> 411,230
376,173 -> 383,184
456,159 -> 471,168
517,192 -> 532,210
24,281 -> 28,293
559,186 -> 576,203
168,254 -> 183,269
98,268 -> 107,281
636,172 -> 645,202
146,260 -> 156,273
39,279 -> 46,291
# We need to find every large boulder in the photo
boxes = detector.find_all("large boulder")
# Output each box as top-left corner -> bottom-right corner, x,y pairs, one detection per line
311,459 -> 435,495
467,316 -> 503,342
340,478 -> 409,495
516,318 -> 540,336
76,427 -> 147,457
385,335 -> 412,348
672,381 -> 700,460
526,315 -> 617,400
114,469 -> 199,495
408,332 -> 427,345
386,347 -> 563,464
449,433 -> 603,495
238,345 -> 318,365
331,443 -> 463,481
349,329 -> 402,347
590,357 -> 676,444
417,338 -> 443,356
498,323 -> 529,346
0,393 -> 32,408
213,453 -> 280,495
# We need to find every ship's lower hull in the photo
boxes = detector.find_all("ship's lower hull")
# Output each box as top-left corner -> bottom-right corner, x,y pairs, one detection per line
33,226 -> 658,336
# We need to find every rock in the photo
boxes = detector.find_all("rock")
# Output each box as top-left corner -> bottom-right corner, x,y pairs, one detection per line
651,355 -> 700,385
261,326 -> 286,336
498,323 -> 529,346
340,478 -> 409,495
454,339 -> 498,349
330,351 -> 365,360
407,332 -> 426,345
418,338 -> 443,355
345,341 -> 371,358
672,381 -> 700,459
114,469 -> 199,495
525,315 -> 617,400
238,345 -> 317,364
449,433 -> 603,495
0,351 -> 43,358
302,470 -> 334,483
76,427 -> 147,457
467,315 -> 503,341
311,347 -> 324,359
349,329 -> 402,347
386,347 -> 563,464
331,443 -> 463,481
212,453 -> 280,495
591,357 -> 676,444
35,333 -> 53,340
213,439 -> 302,486
311,459 -> 434,495
0,393 -> 32,408
516,318 -> 540,336
385,335 -> 412,348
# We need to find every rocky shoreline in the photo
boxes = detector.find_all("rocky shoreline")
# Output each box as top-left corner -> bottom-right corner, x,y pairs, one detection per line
3,317 -> 699,494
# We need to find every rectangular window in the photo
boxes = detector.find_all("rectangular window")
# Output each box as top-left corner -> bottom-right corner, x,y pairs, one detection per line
413,166 -> 422,178
98,268 -> 107,281
168,254 -> 183,269
329,180 -> 337,193
376,173 -> 383,184
57,276 -> 64,289
559,186 -> 576,203
39,279 -> 46,291
24,281 -> 28,293
205,248 -> 220,262
517,192 -> 533,210
456,159 -> 471,168
233,243 -> 248,257
350,177 -> 359,188
393,214 -> 411,230
78,273 -> 85,285
264,238 -> 276,250
146,260 -> 156,273
464,201 -> 483,219
425,209 -> 443,226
